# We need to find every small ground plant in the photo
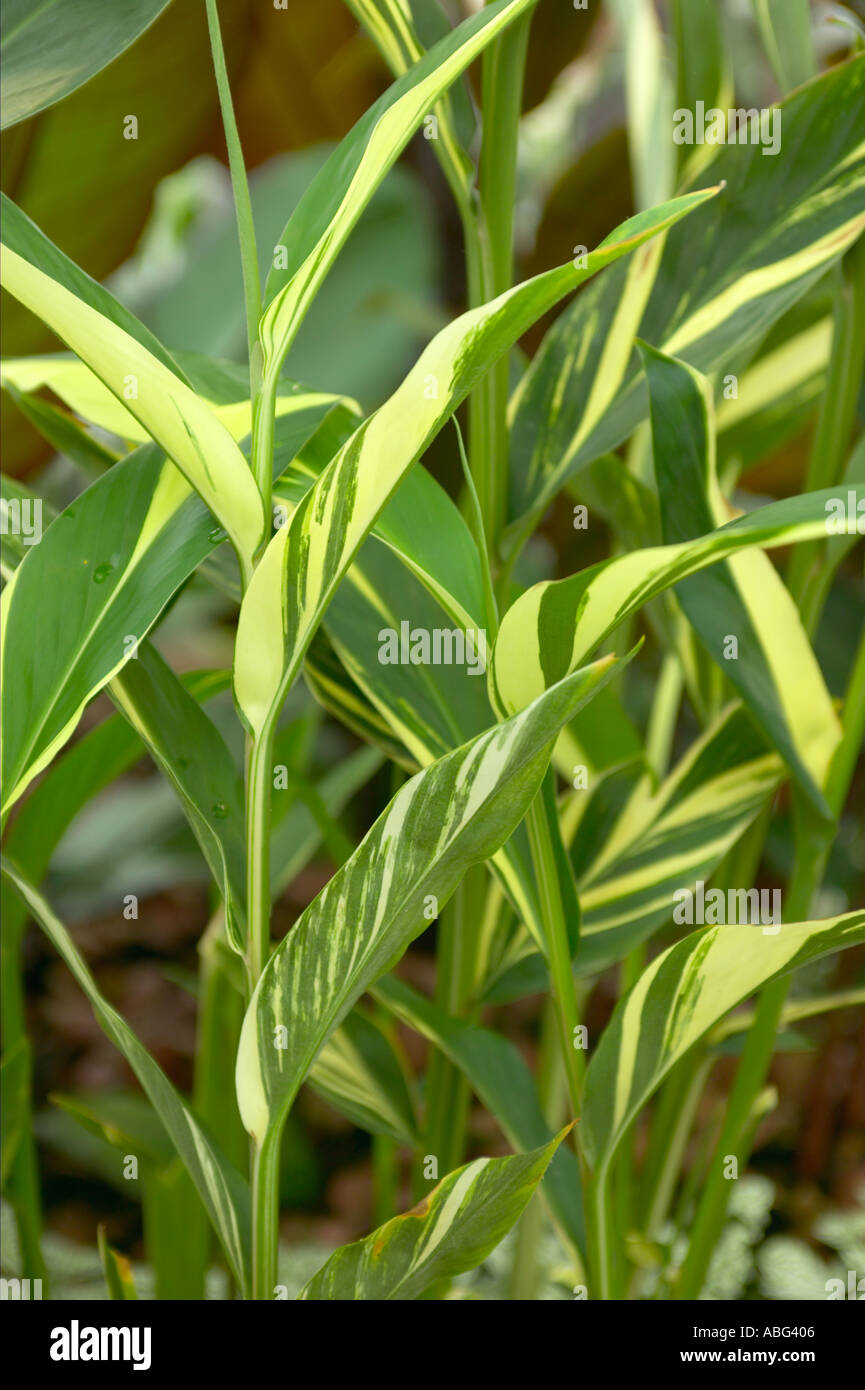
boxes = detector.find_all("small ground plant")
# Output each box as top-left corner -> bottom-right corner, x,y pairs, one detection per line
1,0 -> 863,1303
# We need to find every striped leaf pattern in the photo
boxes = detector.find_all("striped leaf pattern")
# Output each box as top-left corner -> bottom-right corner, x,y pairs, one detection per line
506,55 -> 865,543
1,859 -> 251,1293
581,910 -> 865,1175
259,0 -> 535,379
0,355 -> 344,447
0,246 -> 265,575
308,1008 -> 419,1147
0,392 -> 339,810
489,485 -> 865,721
235,190 -> 717,744
374,976 -> 585,1257
299,1133 -> 565,1300
574,707 -> 783,973
236,656 -> 623,1147
643,343 -> 841,815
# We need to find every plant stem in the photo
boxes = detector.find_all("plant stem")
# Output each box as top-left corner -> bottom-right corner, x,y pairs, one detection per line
525,793 -> 584,1120
245,724 -> 275,993
251,1129 -> 281,1300
204,0 -> 263,403
0,897 -> 47,1289
475,6 -> 533,558
507,994 -> 562,1299
421,868 -> 486,1189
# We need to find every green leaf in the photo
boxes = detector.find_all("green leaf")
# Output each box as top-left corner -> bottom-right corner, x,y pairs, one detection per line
260,0 -> 536,377
0,194 -> 188,377
643,343 -> 841,817
490,485 -> 865,721
298,1131 -> 568,1299
0,858 -> 252,1295
0,0 -> 172,130
308,1007 -> 419,1147
506,55 -> 865,542
0,243 -> 265,575
108,644 -> 247,952
574,706 -> 784,974
97,1227 -> 138,1301
236,654 -> 624,1147
235,191 -> 717,745
1,354 -> 344,448
373,976 -> 585,1258
0,388 -> 336,810
752,0 -> 817,93
581,909 -> 865,1179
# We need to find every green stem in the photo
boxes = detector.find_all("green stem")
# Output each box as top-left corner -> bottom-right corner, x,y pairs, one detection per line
421,868 -> 486,1190
204,0 -> 262,403
245,725 -> 275,993
251,1129 -> 281,1301
0,899 -> 47,1289
525,794 -> 584,1119
507,995 -> 562,1299
475,6 -> 533,557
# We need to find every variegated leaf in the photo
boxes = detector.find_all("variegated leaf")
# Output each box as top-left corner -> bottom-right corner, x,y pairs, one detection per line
490,485 -> 865,722
235,190 -> 717,745
581,907 -> 865,1200
0,246 -> 266,575
506,55 -> 865,544
236,655 -> 624,1148
643,342 -> 841,816
299,1132 -> 566,1299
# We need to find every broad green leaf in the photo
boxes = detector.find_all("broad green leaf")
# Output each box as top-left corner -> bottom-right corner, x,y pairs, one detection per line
298,1132 -> 566,1299
506,55 -> 865,543
643,343 -> 841,816
260,0 -> 536,378
574,706 -> 783,973
97,1227 -> 138,1301
490,485 -> 865,721
0,664 -> 227,947
374,976 -> 585,1258
343,0 -> 476,205
581,909 -> 865,1178
752,0 -> 817,93
0,0 -> 171,129
2,383 -> 118,481
0,355 -> 344,447
308,1008 -> 419,1147
0,446 -> 216,809
235,191 -> 717,745
480,703 -> 783,999
0,859 -> 251,1294
0,245 -> 265,574
108,645 -> 247,952
236,654 -> 624,1147
0,394 -> 337,810
0,193 -> 188,377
